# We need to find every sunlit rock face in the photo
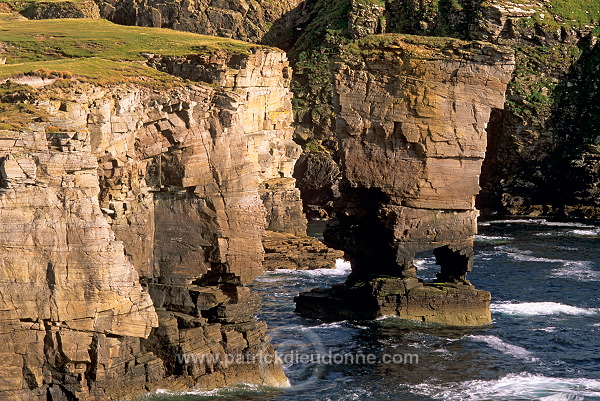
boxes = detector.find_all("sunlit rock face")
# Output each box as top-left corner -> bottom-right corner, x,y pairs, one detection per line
96,0 -> 303,43
296,35 -> 515,326
0,48 -> 300,400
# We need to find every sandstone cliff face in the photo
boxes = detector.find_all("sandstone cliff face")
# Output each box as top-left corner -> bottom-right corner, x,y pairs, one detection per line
0,128 -> 158,399
251,0 -> 600,220
296,35 -> 514,326
0,48 -> 300,400
379,0 -> 600,218
79,49 -> 304,284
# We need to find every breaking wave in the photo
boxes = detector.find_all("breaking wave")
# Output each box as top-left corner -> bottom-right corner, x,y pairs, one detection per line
466,335 -> 538,361
410,373 -> 600,400
551,262 -> 600,281
491,302 -> 599,316
256,259 -> 351,282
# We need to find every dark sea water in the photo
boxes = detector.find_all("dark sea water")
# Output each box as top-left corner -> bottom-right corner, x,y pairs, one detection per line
142,218 -> 600,401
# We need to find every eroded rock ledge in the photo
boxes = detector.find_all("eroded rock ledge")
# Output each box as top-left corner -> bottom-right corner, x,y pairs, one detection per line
296,35 -> 515,326
262,230 -> 344,271
0,48 -> 302,400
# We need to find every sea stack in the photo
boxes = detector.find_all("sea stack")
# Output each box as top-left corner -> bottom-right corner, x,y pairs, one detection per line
295,34 -> 515,326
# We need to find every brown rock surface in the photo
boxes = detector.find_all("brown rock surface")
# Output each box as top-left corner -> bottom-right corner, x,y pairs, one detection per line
0,47 -> 301,399
262,230 -> 344,271
20,0 -> 101,19
296,279 -> 492,326
296,34 -> 514,325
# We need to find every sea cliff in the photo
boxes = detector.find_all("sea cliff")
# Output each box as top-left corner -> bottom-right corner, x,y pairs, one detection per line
0,18 -> 303,400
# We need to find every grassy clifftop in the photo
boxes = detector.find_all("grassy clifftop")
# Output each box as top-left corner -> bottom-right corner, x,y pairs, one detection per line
0,16 -> 269,129
0,16 -> 259,83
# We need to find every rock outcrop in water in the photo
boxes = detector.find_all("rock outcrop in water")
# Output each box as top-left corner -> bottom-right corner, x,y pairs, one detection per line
296,35 -> 515,326
262,230 -> 344,271
0,47 -> 302,400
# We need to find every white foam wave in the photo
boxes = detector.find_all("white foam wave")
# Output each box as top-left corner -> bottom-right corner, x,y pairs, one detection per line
504,247 -> 571,264
257,258 -> 351,281
503,248 -> 597,272
479,219 -> 547,226
480,218 -> 599,230
501,248 -> 599,281
294,258 -> 351,277
551,261 -> 600,281
312,321 -> 347,329
432,348 -> 450,354
152,382 -> 276,397
554,246 -> 580,251
467,335 -> 538,361
491,302 -> 599,316
538,326 -> 558,333
274,321 -> 348,333
572,229 -> 600,237
543,221 -> 599,229
414,258 -> 437,269
253,276 -> 282,283
474,234 -> 513,241
410,373 -> 600,400
536,231 -> 559,236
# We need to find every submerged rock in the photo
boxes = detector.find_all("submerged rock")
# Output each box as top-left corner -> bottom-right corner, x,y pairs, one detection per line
296,279 -> 492,326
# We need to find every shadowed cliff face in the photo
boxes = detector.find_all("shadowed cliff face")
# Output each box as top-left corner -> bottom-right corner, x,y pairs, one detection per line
0,48 -> 300,400
296,35 -> 515,326
95,0 -> 303,43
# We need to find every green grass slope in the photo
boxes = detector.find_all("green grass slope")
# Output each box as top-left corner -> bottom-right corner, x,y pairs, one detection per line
0,16 -> 259,83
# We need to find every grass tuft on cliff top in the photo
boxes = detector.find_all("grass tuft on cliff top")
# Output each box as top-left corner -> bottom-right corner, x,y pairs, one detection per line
0,17 -> 260,82
0,0 -> 91,13
341,33 -> 510,60
0,58 -> 183,84
545,0 -> 600,26
1,17 -> 255,64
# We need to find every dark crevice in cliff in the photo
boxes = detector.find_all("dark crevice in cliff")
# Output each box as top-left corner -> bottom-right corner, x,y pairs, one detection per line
479,33 -> 600,218
477,107 -> 506,214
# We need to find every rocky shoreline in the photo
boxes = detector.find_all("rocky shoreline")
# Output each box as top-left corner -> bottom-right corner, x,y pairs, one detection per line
0,0 -> 599,398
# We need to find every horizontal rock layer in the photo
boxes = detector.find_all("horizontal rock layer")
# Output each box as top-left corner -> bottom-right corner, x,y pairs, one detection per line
262,230 -> 344,271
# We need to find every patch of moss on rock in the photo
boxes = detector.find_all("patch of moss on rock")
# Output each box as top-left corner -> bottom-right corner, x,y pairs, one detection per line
0,81 -> 48,129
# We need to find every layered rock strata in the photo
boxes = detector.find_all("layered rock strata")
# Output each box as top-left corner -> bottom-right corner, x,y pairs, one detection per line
262,230 -> 344,271
296,35 -> 514,325
0,48 -> 302,400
